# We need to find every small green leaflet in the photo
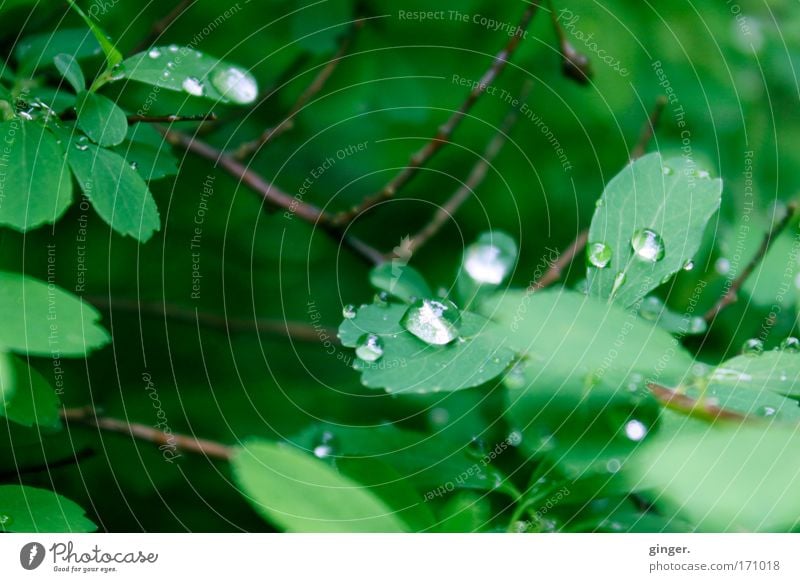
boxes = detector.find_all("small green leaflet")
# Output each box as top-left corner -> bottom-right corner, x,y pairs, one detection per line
0,120 -> 73,231
231,439 -> 411,532
0,353 -> 61,428
369,262 -> 431,303
117,46 -> 258,104
627,424 -> 800,531
0,271 -> 110,357
586,153 -> 723,307
0,485 -> 96,532
75,91 -> 127,146
66,136 -> 161,242
112,123 -> 178,181
53,53 -> 85,92
338,302 -> 515,394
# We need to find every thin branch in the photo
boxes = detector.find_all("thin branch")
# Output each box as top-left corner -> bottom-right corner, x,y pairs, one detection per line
647,383 -> 748,422
528,229 -> 588,291
131,0 -> 196,54
87,296 -> 337,343
233,20 -> 363,160
164,129 -> 328,224
405,82 -> 532,256
61,407 -> 233,461
704,202 -> 798,323
329,3 -> 540,228
630,95 -> 668,160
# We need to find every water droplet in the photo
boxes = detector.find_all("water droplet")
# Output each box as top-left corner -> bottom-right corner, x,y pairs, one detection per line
428,407 -> 450,427
18,110 -> 33,121
606,458 -> 622,473
639,296 -> 663,320
624,419 -> 648,442
355,333 -> 384,362
586,242 -> 612,269
757,405 -> 777,418
166,61 -> 176,70
161,70 -> 171,80
780,337 -> 800,352
0,514 -> 12,528
504,361 -> 527,389
375,291 -> 390,306
662,165 -> 673,176
631,228 -> 665,263
168,44 -> 180,53
683,260 -> 694,271
342,304 -> 356,319
313,444 -> 333,458
181,77 -> 205,97
129,161 -> 138,171
507,430 -> 523,446
463,242 -> 514,284
611,272 -> 626,296
74,135 -> 89,151
688,317 -> 708,335
148,47 -> 161,59
715,257 -> 731,276
211,66 -> 258,104
401,298 -> 461,345
742,338 -> 764,356
697,169 -> 711,179
466,437 -> 486,461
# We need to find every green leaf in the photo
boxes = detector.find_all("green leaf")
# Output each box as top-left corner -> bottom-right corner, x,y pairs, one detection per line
437,491 -> 493,532
0,271 -> 110,357
338,302 -> 515,394
0,120 -> 73,231
627,424 -> 800,531
65,0 -> 122,70
53,53 -> 85,92
116,46 -> 258,104
636,296 -> 707,336
0,485 -> 96,532
75,91 -> 127,146
14,29 -> 101,74
0,353 -> 61,428
586,153 -> 722,307
66,136 -> 160,241
231,439 -> 411,532
706,350 -> 800,399
369,262 -> 432,303
685,381 -> 800,422
112,123 -> 178,181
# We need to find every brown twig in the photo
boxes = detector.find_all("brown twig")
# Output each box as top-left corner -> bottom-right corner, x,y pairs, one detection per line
404,82 -> 532,257
164,128 -> 328,224
61,407 -> 233,460
630,95 -> 668,160
328,3 -> 539,228
233,20 -> 363,160
87,296 -> 337,343
704,202 -> 798,323
131,0 -> 196,54
647,383 -> 748,422
528,229 -> 588,291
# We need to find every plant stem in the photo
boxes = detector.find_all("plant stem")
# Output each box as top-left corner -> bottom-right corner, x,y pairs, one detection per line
630,95 -> 668,160
404,82 -> 532,257
529,229 -> 588,291
328,3 -> 540,228
232,20 -> 363,160
704,202 -> 798,323
131,0 -> 196,54
61,407 -> 233,461
87,296 -> 337,343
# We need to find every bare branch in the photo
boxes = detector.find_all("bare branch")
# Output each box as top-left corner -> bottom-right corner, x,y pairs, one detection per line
61,407 -> 233,461
233,20 -> 364,159
528,229 -> 588,291
132,0 -> 196,54
704,202 -> 798,323
329,3 -> 540,228
630,95 -> 668,161
405,82 -> 532,257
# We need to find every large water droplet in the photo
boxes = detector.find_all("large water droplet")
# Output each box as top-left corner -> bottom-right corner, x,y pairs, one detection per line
401,298 -> 461,345
342,304 -> 356,319
586,242 -> 612,269
74,135 -> 89,151
464,242 -> 513,284
355,333 -> 384,362
624,419 -> 648,442
631,228 -> 665,263
741,338 -> 764,356
780,337 -> 800,353
212,67 -> 258,104
148,48 -> 161,59
182,76 -> 205,96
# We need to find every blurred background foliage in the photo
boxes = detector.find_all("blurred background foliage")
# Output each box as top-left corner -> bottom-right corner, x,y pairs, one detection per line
0,0 -> 798,530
